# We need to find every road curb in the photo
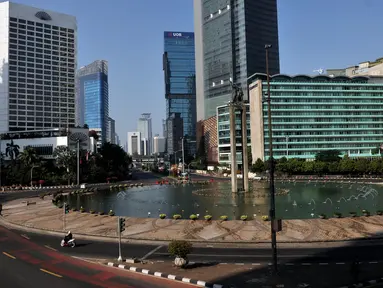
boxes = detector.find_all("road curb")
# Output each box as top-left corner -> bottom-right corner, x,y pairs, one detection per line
338,277 -> 383,288
2,214 -> 383,247
106,262 -> 224,288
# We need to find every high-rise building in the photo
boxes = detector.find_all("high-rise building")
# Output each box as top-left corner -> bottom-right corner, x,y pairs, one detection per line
249,74 -> 383,160
137,113 -> 152,155
76,60 -> 109,143
163,32 -> 196,148
0,1 -> 77,133
127,131 -> 141,156
166,112 -> 184,155
107,116 -> 115,144
153,135 -> 166,154
115,133 -> 120,146
193,0 -> 280,120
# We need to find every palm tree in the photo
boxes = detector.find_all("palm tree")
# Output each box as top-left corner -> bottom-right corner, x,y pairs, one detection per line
19,147 -> 40,168
5,140 -> 20,162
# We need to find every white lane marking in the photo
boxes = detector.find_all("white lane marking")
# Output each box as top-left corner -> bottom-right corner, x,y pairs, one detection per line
252,263 -> 261,266
336,262 -> 345,265
141,245 -> 163,261
20,234 -> 30,240
302,263 -> 311,266
319,263 -> 328,265
285,263 -> 294,266
154,252 -> 316,258
44,245 -> 57,252
369,261 -> 378,264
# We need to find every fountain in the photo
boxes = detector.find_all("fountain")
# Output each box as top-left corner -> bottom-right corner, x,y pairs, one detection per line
67,180 -> 383,220
308,199 -> 316,205
323,198 -> 333,204
337,197 -> 347,203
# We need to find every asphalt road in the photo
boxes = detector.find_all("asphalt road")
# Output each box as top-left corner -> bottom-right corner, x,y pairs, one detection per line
0,225 -> 193,288
6,227 -> 383,264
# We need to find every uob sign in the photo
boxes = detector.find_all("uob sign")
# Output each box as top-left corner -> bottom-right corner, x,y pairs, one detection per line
173,33 -> 182,37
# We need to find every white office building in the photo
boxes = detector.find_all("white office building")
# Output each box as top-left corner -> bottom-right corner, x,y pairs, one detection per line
0,1 -> 77,133
127,131 -> 141,155
137,113 -> 152,155
153,135 -> 166,154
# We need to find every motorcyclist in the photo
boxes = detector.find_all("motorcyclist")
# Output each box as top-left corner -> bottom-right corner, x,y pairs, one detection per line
64,231 -> 72,244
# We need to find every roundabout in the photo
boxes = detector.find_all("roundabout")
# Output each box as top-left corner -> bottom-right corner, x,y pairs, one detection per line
56,180 -> 383,221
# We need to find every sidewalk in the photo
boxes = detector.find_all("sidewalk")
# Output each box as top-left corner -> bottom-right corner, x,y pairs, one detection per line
2,196 -> 383,245
101,258 -> 383,288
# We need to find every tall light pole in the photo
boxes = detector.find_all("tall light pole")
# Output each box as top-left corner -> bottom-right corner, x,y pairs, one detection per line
181,137 -> 185,174
77,140 -> 80,186
0,134 -> 2,188
265,43 -> 278,273
30,165 -> 37,187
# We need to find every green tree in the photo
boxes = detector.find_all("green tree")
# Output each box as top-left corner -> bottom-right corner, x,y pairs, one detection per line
315,150 -> 341,162
19,147 -> 40,168
339,155 -> 354,174
53,146 -> 76,184
98,142 -> 131,180
354,158 -> 369,175
251,158 -> 265,173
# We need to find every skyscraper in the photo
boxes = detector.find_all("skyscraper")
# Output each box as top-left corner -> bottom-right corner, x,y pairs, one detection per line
107,116 -> 115,144
163,32 -> 196,150
0,1 -> 77,133
76,60 -> 109,143
127,131 -> 141,155
166,112 -> 184,155
194,0 -> 280,120
137,113 -> 152,155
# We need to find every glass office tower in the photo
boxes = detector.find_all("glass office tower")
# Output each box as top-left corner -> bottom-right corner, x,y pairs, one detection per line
163,32 -> 196,153
76,60 -> 109,143
194,0 -> 280,119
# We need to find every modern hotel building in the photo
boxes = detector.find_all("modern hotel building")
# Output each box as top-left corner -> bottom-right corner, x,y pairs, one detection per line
249,74 -> 383,161
0,1 -> 77,133
217,104 -> 250,165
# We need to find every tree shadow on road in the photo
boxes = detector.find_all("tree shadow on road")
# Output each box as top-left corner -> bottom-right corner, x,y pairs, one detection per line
206,235 -> 383,288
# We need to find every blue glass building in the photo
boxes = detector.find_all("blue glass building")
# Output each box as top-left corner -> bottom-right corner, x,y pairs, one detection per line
163,32 -> 196,153
76,60 -> 109,144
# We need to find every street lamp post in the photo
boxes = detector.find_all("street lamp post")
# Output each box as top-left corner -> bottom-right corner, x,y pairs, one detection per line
30,165 -> 37,187
76,140 -> 80,186
0,135 -> 2,188
181,137 -> 185,174
265,43 -> 278,274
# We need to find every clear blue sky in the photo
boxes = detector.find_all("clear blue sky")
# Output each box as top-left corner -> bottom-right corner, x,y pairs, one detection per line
11,0 -> 383,145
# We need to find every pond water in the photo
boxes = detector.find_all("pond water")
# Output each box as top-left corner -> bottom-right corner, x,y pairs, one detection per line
66,181 -> 383,220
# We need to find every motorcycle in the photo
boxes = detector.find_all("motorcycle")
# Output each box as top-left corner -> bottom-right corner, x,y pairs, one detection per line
60,238 -> 76,248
